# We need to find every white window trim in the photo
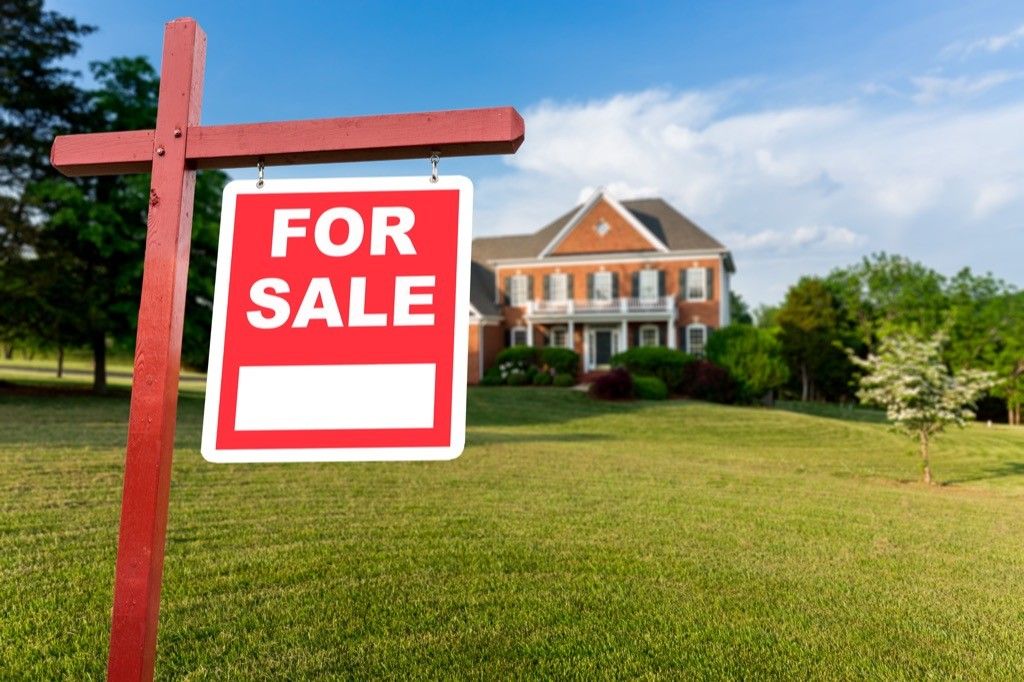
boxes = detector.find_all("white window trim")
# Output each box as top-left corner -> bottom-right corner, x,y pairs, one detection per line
549,272 -> 568,302
685,323 -> 708,356
638,269 -> 659,302
550,326 -> 570,349
510,326 -> 529,347
639,324 -> 660,347
685,267 -> 707,302
510,274 -> 529,306
592,271 -> 613,301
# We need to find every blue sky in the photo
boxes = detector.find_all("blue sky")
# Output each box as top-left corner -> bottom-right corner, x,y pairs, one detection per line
52,1 -> 1024,305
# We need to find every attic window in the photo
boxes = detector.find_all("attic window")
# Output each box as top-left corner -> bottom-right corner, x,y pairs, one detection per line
594,220 -> 610,237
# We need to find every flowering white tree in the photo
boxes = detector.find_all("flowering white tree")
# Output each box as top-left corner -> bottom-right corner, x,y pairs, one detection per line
852,334 -> 994,484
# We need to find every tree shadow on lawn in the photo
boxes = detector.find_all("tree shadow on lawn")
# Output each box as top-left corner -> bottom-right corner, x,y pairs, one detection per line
466,386 -> 674,428
466,430 -> 611,446
941,461 -> 1024,485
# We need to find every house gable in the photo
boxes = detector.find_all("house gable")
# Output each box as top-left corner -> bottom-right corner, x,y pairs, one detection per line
540,191 -> 668,257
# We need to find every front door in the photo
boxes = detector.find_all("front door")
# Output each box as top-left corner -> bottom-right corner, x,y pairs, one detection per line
594,330 -> 613,367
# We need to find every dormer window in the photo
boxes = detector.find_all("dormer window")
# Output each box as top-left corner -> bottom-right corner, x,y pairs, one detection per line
594,220 -> 610,237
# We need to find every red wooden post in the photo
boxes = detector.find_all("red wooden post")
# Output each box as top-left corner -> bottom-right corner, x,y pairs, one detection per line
49,16 -> 523,681
106,18 -> 205,681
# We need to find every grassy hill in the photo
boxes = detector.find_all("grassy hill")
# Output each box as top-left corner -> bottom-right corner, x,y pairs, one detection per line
2,385 -> 1023,678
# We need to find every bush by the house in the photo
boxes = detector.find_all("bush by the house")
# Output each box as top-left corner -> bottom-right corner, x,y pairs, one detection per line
633,375 -> 669,400
495,346 -> 541,368
706,325 -> 789,403
481,366 -> 503,386
611,347 -> 692,393
680,359 -> 739,404
540,347 -> 580,377
532,370 -> 554,386
589,368 -> 634,401
506,370 -> 530,386
553,372 -> 575,388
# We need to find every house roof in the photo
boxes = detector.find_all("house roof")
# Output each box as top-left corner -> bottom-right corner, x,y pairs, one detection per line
469,260 -> 501,317
471,195 -> 727,263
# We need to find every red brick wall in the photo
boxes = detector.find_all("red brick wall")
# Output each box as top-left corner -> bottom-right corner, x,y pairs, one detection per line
551,199 -> 658,255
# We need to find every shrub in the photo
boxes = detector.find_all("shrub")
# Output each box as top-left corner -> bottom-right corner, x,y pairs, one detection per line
680,359 -> 739,404
611,347 -> 692,393
481,366 -> 503,386
540,347 -> 580,377
706,325 -> 788,402
553,372 -> 575,388
633,375 -> 668,400
506,370 -> 530,386
532,370 -> 553,386
495,346 -> 541,367
589,368 -> 634,401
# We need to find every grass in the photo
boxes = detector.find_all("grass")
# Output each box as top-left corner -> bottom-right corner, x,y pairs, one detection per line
2,384 -> 1024,679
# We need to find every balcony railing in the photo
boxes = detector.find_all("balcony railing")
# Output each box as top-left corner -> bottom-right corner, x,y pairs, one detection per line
525,296 -> 675,316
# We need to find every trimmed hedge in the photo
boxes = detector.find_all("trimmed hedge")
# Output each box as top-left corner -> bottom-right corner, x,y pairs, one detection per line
611,347 -> 692,393
589,368 -> 633,401
506,370 -> 530,386
553,372 -> 575,388
495,346 -> 540,367
532,370 -> 553,386
540,347 -> 580,377
633,375 -> 668,400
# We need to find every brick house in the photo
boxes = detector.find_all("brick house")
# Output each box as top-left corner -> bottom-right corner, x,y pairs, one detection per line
466,190 -> 735,382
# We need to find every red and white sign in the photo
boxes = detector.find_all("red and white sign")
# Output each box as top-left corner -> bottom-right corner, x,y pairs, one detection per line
201,176 -> 472,462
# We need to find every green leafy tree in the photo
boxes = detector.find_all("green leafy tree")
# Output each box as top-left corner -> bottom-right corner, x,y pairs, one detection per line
0,0 -> 94,354
852,334 -> 993,484
729,291 -> 753,325
776,277 -> 858,401
20,56 -> 227,390
706,325 -> 788,403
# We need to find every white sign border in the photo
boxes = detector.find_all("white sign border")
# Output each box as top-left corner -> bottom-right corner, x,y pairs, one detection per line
200,175 -> 472,463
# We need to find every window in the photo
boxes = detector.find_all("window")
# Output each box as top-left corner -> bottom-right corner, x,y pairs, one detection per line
594,219 -> 610,237
549,273 -> 568,302
687,324 -> 707,356
510,275 -> 529,306
511,327 -> 528,346
592,271 -> 613,301
638,269 -> 659,302
551,327 -> 569,348
685,268 -> 707,301
639,324 -> 660,347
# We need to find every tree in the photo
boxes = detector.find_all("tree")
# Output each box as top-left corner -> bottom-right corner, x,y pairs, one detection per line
19,56 -> 227,390
729,291 -> 753,325
852,334 -> 993,484
0,0 -> 94,353
706,325 -> 788,403
776,277 -> 858,401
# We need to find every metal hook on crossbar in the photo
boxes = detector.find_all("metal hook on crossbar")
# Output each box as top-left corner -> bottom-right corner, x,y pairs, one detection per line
430,152 -> 440,183
256,158 -> 265,189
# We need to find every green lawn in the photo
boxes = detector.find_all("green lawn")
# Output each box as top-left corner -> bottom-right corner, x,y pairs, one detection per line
2,385 -> 1024,679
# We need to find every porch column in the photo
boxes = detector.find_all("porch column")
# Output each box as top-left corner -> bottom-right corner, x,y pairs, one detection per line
567,319 -> 575,351
667,321 -> 676,349
582,325 -> 590,371
527,320 -> 534,346
620,319 -> 628,353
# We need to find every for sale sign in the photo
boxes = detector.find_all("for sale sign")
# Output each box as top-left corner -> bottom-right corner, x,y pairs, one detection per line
201,177 -> 471,462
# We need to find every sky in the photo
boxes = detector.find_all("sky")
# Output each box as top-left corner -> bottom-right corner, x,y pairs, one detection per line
51,0 -> 1024,306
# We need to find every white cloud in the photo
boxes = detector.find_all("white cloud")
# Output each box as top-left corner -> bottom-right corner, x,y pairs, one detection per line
474,86 -> 1024,305
944,24 -> 1024,57
910,71 -> 1022,104
726,225 -> 865,252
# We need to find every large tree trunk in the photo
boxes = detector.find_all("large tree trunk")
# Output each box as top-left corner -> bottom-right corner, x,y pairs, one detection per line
92,333 -> 107,394
56,346 -> 64,378
800,364 -> 809,401
920,430 -> 932,484
2,343 -> 12,360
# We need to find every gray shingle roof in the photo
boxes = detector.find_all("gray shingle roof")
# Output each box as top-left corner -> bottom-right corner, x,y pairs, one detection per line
468,195 -> 732,315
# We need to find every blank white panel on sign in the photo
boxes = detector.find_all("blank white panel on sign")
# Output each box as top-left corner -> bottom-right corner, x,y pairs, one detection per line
234,364 -> 436,431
